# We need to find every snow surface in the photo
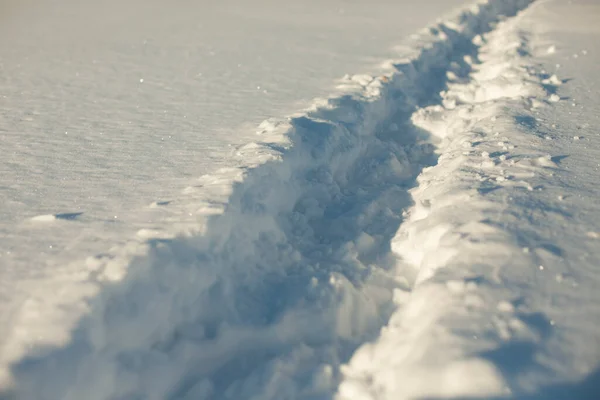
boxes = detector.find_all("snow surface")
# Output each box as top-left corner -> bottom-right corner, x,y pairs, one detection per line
339,1 -> 600,398
2,0 -> 600,399
0,0 -> 467,274
0,0 -> 467,388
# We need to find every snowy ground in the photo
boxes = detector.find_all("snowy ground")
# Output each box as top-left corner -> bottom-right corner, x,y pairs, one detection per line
0,0 -> 466,273
1,0 -> 600,399
0,0 -> 466,384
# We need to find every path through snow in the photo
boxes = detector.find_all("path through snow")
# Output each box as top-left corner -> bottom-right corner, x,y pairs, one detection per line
2,0 -> 600,399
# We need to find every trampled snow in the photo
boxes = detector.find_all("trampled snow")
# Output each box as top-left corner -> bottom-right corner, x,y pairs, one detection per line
1,0 -> 600,399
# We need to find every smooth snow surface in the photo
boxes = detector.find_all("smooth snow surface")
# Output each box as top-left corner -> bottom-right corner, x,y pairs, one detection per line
2,0 -> 600,399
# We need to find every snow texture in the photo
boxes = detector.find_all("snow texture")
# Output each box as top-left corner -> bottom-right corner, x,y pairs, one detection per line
0,0 -> 466,378
2,0 -> 600,399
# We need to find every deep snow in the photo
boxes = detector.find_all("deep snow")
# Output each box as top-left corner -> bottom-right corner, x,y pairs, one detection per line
0,0 -> 467,386
0,0 -> 466,272
1,0 -> 600,399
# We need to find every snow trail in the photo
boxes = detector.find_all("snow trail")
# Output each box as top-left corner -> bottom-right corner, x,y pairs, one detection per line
1,0 -> 570,399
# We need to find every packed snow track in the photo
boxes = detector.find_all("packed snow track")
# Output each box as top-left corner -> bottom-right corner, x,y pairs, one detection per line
2,0 -> 600,399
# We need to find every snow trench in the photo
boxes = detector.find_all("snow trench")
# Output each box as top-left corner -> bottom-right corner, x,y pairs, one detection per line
2,1 -> 535,399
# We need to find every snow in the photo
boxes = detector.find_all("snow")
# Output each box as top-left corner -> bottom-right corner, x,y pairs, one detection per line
1,0 -> 600,399
0,0 -> 468,276
0,0 -> 467,387
339,0 -> 600,398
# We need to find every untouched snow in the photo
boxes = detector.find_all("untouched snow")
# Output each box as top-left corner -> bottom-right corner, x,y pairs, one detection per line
1,0 -> 600,399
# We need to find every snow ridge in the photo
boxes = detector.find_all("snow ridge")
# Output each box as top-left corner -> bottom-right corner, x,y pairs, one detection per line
2,1 -> 535,399
338,2 -> 594,399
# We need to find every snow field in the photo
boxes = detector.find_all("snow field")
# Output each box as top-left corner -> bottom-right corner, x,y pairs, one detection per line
0,0 -> 466,382
3,0 -> 600,399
